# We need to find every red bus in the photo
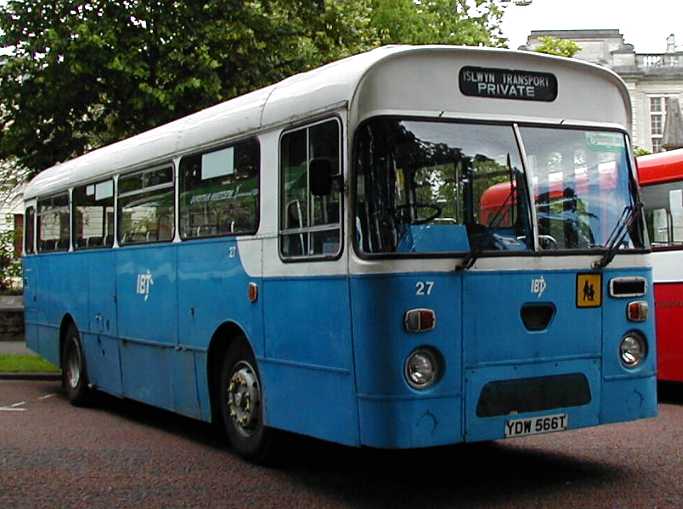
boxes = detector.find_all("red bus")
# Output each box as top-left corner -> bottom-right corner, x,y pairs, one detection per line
480,163 -> 619,249
638,148 -> 683,382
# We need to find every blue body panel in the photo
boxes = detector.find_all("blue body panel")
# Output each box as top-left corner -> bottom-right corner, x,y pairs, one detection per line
23,256 -> 40,355
116,244 -> 179,412
462,270 -> 601,365
262,275 -> 358,445
23,244 -> 657,448
351,273 -> 463,448
600,268 -> 658,423
177,237 -> 263,420
177,238 -> 262,355
349,267 -> 657,448
83,250 -> 122,395
460,269 -> 604,443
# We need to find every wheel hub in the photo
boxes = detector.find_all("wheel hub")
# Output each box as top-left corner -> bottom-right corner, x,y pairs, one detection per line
227,362 -> 261,437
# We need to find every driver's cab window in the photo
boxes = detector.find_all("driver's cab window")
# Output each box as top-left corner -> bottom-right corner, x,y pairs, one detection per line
526,149 -> 598,250
280,118 -> 342,259
354,118 -> 530,255
520,128 -> 637,251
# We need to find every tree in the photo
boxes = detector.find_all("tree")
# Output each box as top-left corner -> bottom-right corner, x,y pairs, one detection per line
0,158 -> 28,210
370,0 -> 507,47
0,0 -> 508,175
633,146 -> 652,157
0,0 -> 377,174
0,158 -> 27,288
532,36 -> 581,58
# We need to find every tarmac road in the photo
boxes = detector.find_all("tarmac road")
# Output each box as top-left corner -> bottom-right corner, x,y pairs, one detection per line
1,380 -> 682,509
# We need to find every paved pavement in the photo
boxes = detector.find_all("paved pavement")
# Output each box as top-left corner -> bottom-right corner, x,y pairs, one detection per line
0,294 -> 23,311
1,380 -> 683,508
0,341 -> 34,355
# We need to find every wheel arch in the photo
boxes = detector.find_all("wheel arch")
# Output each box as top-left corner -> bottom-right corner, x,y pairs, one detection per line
206,321 -> 257,424
58,313 -> 78,367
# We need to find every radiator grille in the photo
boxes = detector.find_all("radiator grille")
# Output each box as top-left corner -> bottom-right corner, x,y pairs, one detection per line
476,373 -> 591,418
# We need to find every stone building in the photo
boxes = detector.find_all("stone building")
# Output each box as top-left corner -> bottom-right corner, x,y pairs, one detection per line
524,29 -> 683,153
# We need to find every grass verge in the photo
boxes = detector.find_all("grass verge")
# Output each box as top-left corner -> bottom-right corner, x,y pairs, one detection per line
0,354 -> 60,373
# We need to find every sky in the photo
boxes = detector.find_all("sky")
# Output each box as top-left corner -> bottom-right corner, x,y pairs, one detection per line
501,0 -> 683,53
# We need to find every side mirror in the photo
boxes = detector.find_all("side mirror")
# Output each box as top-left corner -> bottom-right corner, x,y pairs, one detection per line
310,158 -> 334,196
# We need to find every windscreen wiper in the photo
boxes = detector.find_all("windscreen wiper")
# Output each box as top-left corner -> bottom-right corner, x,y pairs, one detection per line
592,202 -> 642,269
456,241 -> 480,271
456,154 -> 516,272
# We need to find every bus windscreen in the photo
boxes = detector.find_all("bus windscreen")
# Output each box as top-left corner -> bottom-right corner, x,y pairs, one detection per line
520,127 -> 644,251
354,120 -> 644,256
354,119 -> 531,255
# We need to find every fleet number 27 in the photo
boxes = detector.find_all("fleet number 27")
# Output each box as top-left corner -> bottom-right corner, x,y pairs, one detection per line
416,281 -> 434,296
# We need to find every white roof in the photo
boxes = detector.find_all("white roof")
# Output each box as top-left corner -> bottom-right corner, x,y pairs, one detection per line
24,45 -> 630,200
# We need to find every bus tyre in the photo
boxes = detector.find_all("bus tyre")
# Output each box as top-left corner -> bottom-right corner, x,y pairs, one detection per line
219,340 -> 275,463
61,324 -> 90,406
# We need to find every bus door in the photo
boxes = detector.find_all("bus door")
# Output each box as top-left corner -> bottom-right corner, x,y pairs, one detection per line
261,119 -> 357,444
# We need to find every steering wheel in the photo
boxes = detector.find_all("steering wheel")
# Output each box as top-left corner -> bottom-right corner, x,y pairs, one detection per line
392,203 -> 442,225
538,234 -> 558,249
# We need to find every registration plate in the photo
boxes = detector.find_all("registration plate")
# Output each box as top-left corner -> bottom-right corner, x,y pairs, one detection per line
504,413 -> 568,438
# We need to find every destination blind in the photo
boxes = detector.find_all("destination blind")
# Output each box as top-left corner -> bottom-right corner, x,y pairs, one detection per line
459,66 -> 558,102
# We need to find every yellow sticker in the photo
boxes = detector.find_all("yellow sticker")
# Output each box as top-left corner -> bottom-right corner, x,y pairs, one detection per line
577,273 -> 602,308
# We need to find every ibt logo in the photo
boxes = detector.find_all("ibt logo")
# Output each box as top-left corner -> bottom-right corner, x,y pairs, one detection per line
531,276 -> 546,298
136,270 -> 154,302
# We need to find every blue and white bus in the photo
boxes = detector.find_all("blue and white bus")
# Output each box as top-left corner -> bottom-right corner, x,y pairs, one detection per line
23,46 -> 656,462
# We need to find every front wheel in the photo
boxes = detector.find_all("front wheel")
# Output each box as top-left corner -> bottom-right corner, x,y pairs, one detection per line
218,340 -> 276,463
61,324 -> 90,406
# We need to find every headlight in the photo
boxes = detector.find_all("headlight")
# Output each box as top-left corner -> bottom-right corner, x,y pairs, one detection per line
405,348 -> 441,389
620,333 -> 647,368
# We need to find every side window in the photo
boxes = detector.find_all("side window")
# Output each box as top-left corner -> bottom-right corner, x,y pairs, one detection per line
73,180 -> 115,249
179,138 -> 259,239
280,119 -> 342,259
37,194 -> 70,252
118,166 -> 174,245
642,183 -> 683,248
670,189 -> 683,243
646,207 -> 671,245
24,207 -> 35,254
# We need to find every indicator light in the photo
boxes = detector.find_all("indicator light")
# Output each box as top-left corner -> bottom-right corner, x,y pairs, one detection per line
404,309 -> 436,333
627,301 -> 648,322
248,282 -> 258,303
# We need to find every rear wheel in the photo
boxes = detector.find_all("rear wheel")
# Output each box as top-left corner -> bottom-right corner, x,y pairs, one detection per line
218,340 -> 276,463
61,324 -> 90,405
